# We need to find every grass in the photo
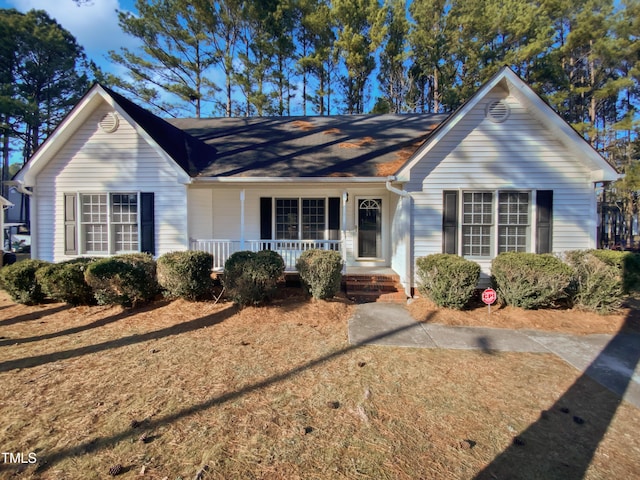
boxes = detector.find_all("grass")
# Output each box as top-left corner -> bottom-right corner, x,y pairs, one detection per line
0,288 -> 639,479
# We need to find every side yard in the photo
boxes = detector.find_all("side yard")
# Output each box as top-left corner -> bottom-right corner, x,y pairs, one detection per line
0,289 -> 639,479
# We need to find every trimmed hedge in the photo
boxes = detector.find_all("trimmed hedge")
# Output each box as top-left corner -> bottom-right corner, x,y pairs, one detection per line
416,254 -> 480,309
296,249 -> 343,299
491,252 -> 573,309
588,250 -> 640,293
0,259 -> 50,305
563,250 -> 624,314
223,250 -> 285,306
157,250 -> 214,300
36,258 -> 96,306
84,253 -> 158,306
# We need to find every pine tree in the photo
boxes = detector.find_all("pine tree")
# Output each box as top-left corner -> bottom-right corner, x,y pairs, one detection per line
377,0 -> 409,113
332,0 -> 386,114
109,0 -> 218,117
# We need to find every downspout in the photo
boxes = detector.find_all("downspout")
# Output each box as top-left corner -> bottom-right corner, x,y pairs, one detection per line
342,190 -> 348,274
385,176 -> 412,297
385,176 -> 408,198
6,180 -> 33,196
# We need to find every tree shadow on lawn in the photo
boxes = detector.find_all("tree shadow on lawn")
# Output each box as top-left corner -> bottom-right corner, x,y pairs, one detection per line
0,303 -> 72,327
30,311 -> 436,474
475,309 -> 640,480
0,303 -> 238,373
0,300 -> 171,347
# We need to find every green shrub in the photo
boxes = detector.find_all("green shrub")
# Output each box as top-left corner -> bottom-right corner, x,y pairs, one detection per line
223,250 -> 285,306
36,258 -> 96,305
296,249 -> 343,299
589,250 -> 640,293
0,259 -> 50,304
563,250 -> 624,314
491,252 -> 574,309
84,253 -> 158,307
157,250 -> 214,300
416,254 -> 480,309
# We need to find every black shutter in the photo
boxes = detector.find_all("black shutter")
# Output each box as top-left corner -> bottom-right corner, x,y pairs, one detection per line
140,192 -> 155,255
536,190 -> 553,254
328,197 -> 340,240
64,193 -> 77,255
260,197 -> 272,240
442,190 -> 458,254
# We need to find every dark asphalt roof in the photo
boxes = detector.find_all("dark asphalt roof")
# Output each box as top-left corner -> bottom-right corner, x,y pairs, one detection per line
169,114 -> 448,178
105,84 -> 449,177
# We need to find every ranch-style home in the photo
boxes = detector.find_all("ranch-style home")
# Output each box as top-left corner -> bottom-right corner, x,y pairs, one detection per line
13,66 -> 619,297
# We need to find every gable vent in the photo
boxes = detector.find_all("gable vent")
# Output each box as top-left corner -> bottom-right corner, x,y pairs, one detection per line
98,111 -> 119,133
485,100 -> 510,123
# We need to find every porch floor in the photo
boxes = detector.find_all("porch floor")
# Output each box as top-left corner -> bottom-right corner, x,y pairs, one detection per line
344,266 -> 398,276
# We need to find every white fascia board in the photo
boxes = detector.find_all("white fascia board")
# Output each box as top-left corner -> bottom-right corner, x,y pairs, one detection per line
191,176 -> 390,184
395,70 -> 508,181
18,86 -> 106,185
501,69 -> 619,180
396,67 -> 620,182
19,85 -> 192,186
98,92 -> 192,185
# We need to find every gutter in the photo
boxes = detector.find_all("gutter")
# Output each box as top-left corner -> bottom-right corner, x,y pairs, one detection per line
385,176 -> 408,197
4,180 -> 33,196
191,176 -> 390,184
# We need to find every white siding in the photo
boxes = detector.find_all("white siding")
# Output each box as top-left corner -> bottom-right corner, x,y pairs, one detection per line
407,91 -> 597,282
35,103 -> 188,262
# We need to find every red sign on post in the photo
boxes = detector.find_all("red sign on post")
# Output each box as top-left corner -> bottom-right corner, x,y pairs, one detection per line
482,288 -> 497,305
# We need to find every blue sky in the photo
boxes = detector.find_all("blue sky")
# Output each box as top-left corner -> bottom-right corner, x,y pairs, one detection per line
0,0 -> 139,74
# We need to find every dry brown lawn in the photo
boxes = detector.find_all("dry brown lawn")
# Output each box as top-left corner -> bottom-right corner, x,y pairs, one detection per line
0,288 -> 639,480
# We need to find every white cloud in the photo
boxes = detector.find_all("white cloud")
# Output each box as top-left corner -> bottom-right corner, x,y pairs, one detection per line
5,0 -> 139,70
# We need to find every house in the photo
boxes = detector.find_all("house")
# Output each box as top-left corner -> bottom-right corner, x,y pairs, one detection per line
13,67 -> 619,296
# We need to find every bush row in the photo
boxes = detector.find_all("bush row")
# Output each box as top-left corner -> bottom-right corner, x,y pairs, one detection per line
0,248 -> 344,308
221,248 -> 343,306
0,251 -> 214,307
416,250 -> 639,314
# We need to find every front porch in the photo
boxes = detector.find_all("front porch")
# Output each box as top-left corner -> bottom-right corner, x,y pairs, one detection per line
189,238 -> 343,271
190,239 -> 407,302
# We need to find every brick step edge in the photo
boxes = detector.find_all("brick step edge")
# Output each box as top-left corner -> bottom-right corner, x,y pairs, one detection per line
347,290 -> 408,303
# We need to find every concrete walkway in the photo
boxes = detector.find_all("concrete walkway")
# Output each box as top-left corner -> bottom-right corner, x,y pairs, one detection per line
348,302 -> 640,408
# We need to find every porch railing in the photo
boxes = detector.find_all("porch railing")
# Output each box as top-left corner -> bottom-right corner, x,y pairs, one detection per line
189,239 -> 342,271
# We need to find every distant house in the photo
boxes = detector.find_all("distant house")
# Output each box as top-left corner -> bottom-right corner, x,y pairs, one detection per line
13,67 -> 619,294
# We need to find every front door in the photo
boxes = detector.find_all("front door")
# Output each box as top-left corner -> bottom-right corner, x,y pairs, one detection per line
357,198 -> 382,258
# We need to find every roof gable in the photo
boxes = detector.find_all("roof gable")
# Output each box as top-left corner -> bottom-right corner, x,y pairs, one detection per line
396,66 -> 620,183
100,86 -> 216,176
15,84 -> 200,185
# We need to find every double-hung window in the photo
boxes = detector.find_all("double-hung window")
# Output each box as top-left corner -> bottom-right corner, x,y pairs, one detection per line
498,192 -> 529,252
459,191 -> 531,257
80,193 -> 139,254
275,198 -> 326,240
462,192 -> 493,256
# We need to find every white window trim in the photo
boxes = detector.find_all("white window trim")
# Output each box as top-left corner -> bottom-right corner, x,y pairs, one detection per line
458,189 -> 533,259
273,197 -> 329,241
77,191 -> 141,256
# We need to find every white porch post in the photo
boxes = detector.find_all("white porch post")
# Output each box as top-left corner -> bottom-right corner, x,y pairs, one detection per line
240,189 -> 246,250
342,190 -> 348,273
403,193 -> 412,296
